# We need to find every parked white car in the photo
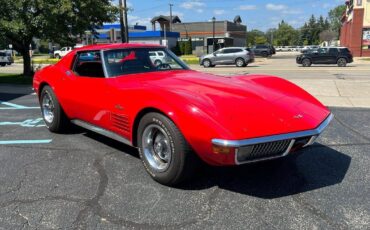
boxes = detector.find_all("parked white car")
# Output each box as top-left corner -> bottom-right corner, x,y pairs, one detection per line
0,51 -> 12,67
149,51 -> 171,66
54,47 -> 73,59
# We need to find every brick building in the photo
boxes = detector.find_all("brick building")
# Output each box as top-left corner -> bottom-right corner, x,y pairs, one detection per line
340,0 -> 370,57
151,15 -> 247,54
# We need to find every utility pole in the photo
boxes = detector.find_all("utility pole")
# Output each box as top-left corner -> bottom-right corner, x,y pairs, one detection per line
119,0 -> 125,43
124,0 -> 129,42
169,3 -> 173,32
212,17 -> 216,53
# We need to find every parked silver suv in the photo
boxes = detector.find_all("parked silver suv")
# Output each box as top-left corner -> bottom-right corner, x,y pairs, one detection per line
200,47 -> 254,68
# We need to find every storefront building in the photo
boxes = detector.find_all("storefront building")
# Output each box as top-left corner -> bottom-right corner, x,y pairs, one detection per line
340,0 -> 370,56
151,15 -> 247,55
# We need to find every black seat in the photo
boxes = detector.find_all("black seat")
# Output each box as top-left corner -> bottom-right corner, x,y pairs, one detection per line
76,62 -> 105,78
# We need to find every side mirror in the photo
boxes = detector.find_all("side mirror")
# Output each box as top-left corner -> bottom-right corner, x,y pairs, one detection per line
213,53 -> 216,56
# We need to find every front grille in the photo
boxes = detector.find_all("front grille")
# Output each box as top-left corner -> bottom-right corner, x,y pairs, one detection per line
237,139 -> 292,163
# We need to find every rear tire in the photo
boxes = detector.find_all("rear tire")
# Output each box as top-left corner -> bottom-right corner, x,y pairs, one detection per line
55,54 -> 61,59
202,59 -> 212,68
0,63 -> 6,67
302,58 -> 312,67
337,58 -> 347,67
40,85 -> 70,133
137,112 -> 200,186
235,58 -> 246,67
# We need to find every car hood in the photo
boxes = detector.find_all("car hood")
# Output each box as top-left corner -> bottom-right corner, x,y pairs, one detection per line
127,70 -> 330,139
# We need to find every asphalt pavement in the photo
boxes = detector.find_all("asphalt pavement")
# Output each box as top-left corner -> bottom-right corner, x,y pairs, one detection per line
0,85 -> 369,229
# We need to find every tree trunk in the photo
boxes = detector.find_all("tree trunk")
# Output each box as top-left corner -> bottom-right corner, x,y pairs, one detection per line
22,47 -> 33,77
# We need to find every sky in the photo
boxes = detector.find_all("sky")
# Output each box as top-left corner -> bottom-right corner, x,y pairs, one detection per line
120,0 -> 345,31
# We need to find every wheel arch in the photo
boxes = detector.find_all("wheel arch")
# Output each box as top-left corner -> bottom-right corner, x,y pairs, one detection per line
202,58 -> 212,65
38,82 -> 51,100
337,56 -> 348,62
132,107 -> 171,147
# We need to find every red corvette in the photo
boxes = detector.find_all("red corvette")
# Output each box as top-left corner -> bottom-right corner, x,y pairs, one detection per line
33,43 -> 333,185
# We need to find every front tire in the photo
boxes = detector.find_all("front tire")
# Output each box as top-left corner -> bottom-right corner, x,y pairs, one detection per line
337,58 -> 347,67
202,59 -> 213,68
40,85 -> 69,133
137,113 -> 200,185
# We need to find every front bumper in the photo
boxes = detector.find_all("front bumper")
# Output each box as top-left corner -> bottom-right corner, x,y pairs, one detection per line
212,113 -> 334,165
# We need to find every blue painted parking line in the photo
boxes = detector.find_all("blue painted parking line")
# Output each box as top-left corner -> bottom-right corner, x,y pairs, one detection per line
0,118 -> 45,127
0,139 -> 52,145
0,100 -> 39,110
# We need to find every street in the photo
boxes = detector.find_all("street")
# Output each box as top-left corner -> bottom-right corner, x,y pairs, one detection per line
0,53 -> 369,229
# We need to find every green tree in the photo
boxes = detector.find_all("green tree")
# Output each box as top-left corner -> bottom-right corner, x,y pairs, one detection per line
246,29 -> 265,46
184,37 -> 192,55
0,0 -> 118,76
274,20 -> 298,46
329,4 -> 347,38
171,41 -> 181,56
255,36 -> 267,44
179,41 -> 186,55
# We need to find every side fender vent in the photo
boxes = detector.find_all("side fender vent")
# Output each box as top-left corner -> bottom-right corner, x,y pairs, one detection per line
111,113 -> 130,133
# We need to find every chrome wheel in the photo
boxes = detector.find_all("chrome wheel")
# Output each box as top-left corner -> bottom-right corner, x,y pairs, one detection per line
42,92 -> 55,123
236,58 -> 244,67
142,124 -> 172,172
203,59 -> 211,67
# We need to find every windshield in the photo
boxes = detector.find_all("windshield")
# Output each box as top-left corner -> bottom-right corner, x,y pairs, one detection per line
103,48 -> 189,77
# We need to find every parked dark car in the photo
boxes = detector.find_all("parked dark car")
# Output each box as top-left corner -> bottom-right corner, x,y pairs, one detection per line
296,47 -> 353,67
251,45 -> 274,57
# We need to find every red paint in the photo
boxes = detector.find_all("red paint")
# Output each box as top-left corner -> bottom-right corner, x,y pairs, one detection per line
33,43 -> 330,166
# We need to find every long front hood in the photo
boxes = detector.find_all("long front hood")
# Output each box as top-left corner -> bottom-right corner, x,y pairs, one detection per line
138,70 -> 330,139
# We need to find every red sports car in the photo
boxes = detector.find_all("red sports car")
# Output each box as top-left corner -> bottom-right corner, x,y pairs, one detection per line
33,43 -> 333,185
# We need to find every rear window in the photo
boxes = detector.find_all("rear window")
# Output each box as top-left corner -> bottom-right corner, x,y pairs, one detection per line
339,48 -> 351,54
0,52 -> 5,57
256,45 -> 267,49
329,48 -> 339,55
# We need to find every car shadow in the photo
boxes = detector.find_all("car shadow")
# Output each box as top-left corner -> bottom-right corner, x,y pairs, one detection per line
210,65 -> 261,68
83,131 -> 140,159
178,143 -> 351,199
297,65 -> 357,68
77,131 -> 351,199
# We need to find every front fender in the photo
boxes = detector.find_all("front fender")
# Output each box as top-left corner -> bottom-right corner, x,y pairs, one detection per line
131,90 -> 236,165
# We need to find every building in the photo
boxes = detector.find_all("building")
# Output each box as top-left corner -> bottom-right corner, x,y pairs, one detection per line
85,24 -> 180,49
151,15 -> 247,54
340,0 -> 370,56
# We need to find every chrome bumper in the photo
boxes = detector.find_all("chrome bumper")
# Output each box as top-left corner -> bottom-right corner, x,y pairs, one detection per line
212,113 -> 334,164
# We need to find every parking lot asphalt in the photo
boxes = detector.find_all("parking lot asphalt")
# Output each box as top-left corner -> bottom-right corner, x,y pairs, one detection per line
0,85 -> 370,229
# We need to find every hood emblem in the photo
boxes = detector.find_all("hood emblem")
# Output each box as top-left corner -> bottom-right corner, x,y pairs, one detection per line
294,114 -> 303,119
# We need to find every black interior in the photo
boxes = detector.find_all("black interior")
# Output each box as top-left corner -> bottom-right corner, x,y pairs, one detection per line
75,62 -> 105,78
